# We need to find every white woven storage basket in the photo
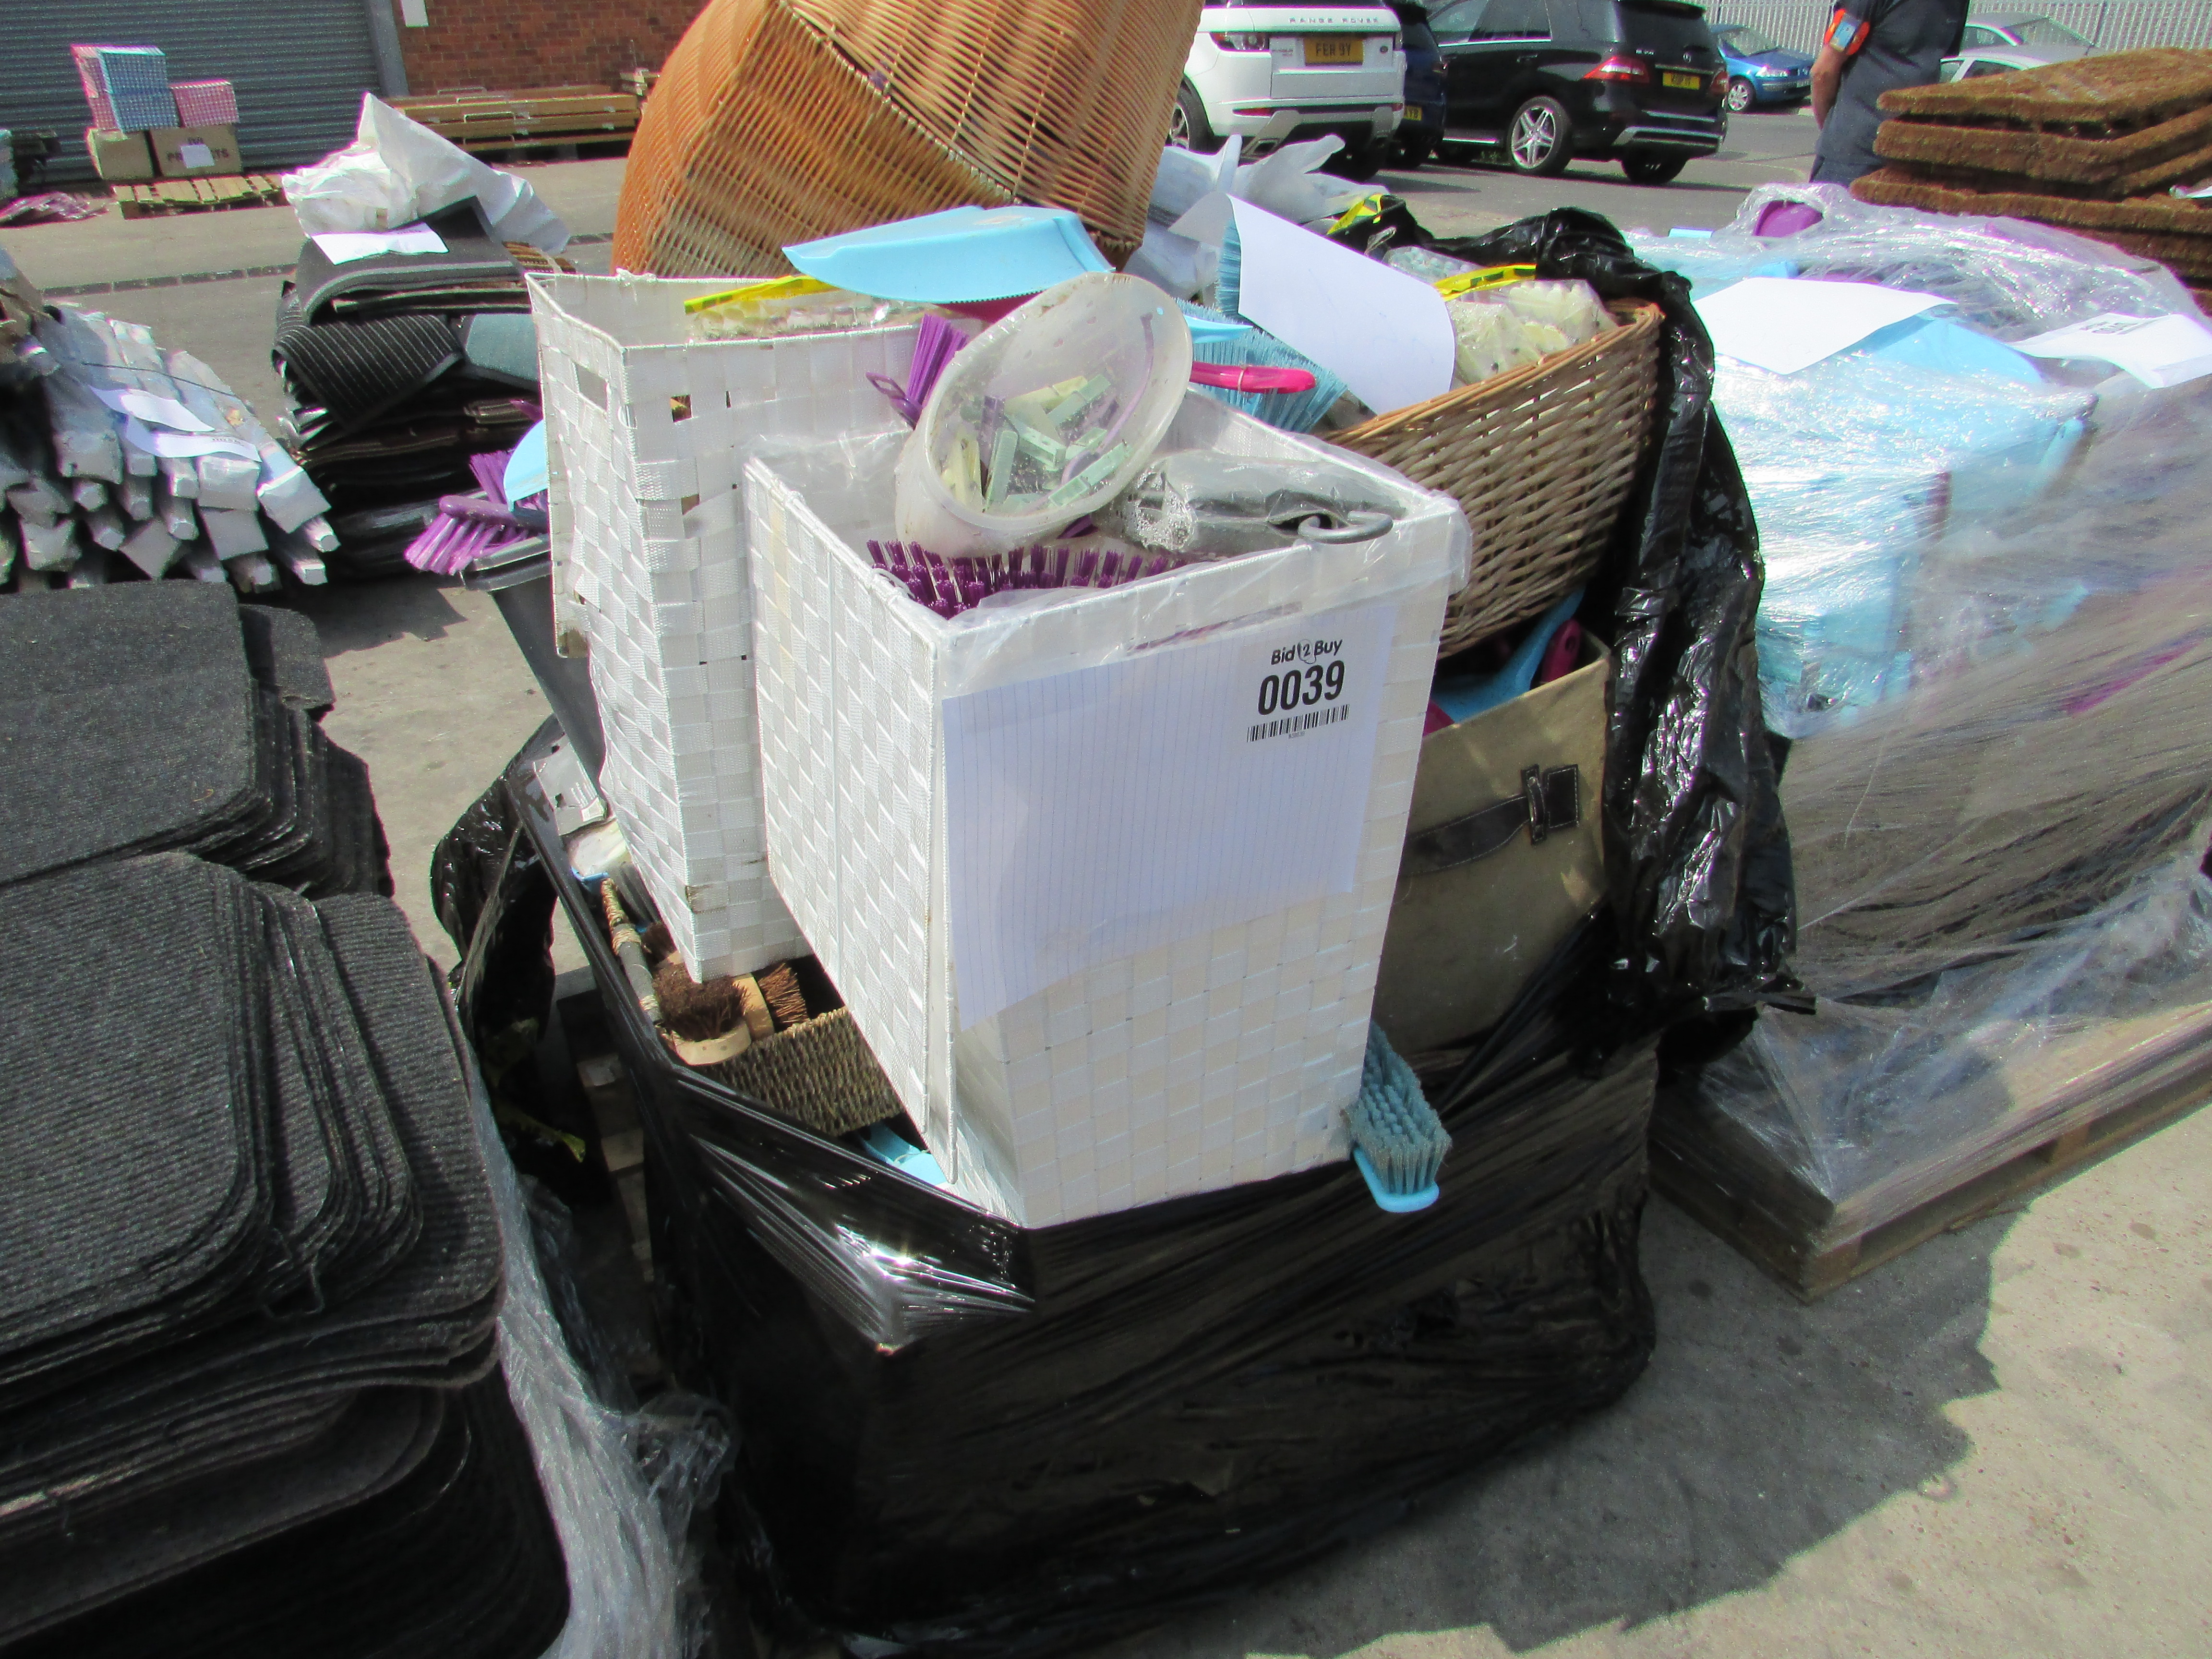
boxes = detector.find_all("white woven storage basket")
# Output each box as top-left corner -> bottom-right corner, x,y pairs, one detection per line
530,272 -> 921,977
745,394 -> 1468,1226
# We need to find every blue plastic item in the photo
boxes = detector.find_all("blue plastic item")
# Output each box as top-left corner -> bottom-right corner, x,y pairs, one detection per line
1353,1146 -> 1439,1213
1346,1024 -> 1449,1214
1179,301 -> 1343,432
783,206 -> 1112,303
1857,313 -> 2044,385
503,422 -> 549,504
1182,310 -> 1255,346
858,1123 -> 950,1187
1430,588 -> 1585,724
96,47 -> 179,132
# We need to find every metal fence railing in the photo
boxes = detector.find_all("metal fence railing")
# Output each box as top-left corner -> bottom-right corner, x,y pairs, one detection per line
1702,0 -> 2212,58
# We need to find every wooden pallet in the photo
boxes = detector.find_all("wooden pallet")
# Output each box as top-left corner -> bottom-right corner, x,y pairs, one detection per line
392,84 -> 639,153
1652,1002 -> 2212,1300
114,172 -> 285,218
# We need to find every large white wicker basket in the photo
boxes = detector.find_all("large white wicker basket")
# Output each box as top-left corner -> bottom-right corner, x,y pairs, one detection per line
530,272 -> 920,977
745,394 -> 1468,1227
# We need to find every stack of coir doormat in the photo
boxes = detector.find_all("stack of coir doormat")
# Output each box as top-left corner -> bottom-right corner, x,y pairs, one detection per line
1854,48 -> 2212,308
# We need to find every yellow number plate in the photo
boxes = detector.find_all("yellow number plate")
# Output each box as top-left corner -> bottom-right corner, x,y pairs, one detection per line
1305,35 -> 1365,65
1661,70 -> 1703,89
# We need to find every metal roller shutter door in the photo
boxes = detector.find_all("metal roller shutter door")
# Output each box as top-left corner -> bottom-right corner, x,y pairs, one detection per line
1,1 -> 384,180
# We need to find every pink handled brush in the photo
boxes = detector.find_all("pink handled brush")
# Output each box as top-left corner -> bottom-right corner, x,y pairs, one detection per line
1189,362 -> 1319,394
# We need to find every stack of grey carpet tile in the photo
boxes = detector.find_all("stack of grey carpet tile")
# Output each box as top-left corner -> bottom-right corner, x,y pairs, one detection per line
0,583 -> 570,1656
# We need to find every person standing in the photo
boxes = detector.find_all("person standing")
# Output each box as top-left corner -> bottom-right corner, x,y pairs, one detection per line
1808,0 -> 1969,184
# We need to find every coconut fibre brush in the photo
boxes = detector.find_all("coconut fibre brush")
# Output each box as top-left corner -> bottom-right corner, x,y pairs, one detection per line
1348,1022 -> 1452,1212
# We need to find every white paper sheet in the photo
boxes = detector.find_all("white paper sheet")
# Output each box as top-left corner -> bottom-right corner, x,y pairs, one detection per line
1226,198 -> 1455,416
309,223 -> 448,264
1694,276 -> 1946,374
941,599 -> 1398,1027
120,416 -> 258,460
91,386 -> 215,433
2013,310 -> 2212,389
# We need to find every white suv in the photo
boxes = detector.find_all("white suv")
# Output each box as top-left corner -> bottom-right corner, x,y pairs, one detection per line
1174,4 -> 1408,178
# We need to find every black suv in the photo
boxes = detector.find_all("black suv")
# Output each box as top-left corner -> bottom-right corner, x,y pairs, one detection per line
1425,0 -> 1727,182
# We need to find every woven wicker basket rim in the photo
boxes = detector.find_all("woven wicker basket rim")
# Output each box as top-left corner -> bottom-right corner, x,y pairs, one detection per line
1333,298 -> 1665,444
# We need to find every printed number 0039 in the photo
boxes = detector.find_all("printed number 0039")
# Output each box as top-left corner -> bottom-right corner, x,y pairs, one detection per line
1258,661 -> 1345,716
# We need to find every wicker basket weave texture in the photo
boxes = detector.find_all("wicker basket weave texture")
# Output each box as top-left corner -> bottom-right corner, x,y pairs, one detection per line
1333,300 -> 1664,656
614,0 -> 1015,276
783,0 -> 1202,262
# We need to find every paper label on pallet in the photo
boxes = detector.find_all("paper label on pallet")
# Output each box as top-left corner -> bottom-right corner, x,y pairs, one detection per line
2013,311 -> 2212,390
941,599 -> 1396,1026
90,386 -> 213,433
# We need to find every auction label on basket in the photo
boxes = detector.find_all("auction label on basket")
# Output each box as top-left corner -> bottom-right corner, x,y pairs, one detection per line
940,599 -> 1398,1027
1250,631 -> 1353,744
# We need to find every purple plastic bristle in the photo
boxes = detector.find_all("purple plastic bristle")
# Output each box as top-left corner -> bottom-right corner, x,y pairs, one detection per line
467,448 -> 514,506
1054,546 -> 1071,583
867,539 -> 888,567
1099,550 -> 1121,585
1075,549 -> 1099,585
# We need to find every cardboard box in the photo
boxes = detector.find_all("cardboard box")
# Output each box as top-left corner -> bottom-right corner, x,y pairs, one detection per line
149,123 -> 241,179
85,126 -> 156,184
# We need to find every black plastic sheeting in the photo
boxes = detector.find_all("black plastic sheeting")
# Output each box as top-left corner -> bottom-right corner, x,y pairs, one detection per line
434,209 -> 1796,1657
1351,207 -> 1799,1025
443,731 -> 1649,1657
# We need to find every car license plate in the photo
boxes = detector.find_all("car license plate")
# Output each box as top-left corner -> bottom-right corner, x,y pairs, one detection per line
1662,70 -> 1703,89
1403,105 -> 1422,120
1305,35 -> 1364,65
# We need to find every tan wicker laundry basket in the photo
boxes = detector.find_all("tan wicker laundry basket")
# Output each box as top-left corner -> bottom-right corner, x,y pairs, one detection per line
1333,299 -> 1665,656
615,0 -> 1199,276
615,0 -> 1014,277
783,0 -> 1202,264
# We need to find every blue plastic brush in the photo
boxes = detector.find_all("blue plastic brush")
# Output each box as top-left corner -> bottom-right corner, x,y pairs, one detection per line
1216,216 -> 1247,318
1179,301 -> 1346,433
1348,1023 -> 1451,1213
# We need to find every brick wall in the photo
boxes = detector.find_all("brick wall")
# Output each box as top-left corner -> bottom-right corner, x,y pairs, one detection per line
395,0 -> 704,94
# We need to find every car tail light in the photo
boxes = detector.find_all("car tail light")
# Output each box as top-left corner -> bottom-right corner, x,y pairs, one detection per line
1583,54 -> 1652,82
1210,32 -> 1271,50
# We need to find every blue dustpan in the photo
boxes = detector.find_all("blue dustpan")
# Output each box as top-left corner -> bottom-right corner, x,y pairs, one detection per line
502,421 -> 549,504
784,206 -> 1112,303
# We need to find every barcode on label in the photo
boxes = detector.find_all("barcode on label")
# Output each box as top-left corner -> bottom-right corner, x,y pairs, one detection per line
1248,704 -> 1350,743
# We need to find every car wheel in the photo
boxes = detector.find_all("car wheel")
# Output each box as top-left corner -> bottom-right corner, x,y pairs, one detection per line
1621,152 -> 1687,183
1395,132 -> 1435,169
1506,97 -> 1573,176
1168,83 -> 1217,152
1725,77 -> 1754,113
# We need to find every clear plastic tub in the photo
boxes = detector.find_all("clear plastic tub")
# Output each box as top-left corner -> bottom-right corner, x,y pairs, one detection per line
894,273 -> 1192,558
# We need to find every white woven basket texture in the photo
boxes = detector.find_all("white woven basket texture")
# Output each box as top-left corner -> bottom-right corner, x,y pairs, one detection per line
745,396 -> 1466,1226
530,272 -> 921,977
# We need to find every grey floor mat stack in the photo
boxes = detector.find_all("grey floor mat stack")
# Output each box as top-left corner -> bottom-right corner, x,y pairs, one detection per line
272,196 -> 543,573
0,582 -> 390,897
0,585 -> 570,1654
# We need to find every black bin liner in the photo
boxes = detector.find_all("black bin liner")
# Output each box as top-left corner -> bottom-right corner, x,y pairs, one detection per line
437,210 -> 1795,1657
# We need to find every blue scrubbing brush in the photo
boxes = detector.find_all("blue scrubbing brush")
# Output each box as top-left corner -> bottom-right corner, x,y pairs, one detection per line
1348,1023 -> 1451,1213
1179,301 -> 1346,433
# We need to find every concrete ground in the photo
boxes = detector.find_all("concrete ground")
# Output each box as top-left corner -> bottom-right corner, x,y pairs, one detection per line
4,135 -> 2205,1659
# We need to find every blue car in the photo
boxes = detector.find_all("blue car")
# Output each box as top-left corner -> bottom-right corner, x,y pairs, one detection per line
1712,24 -> 1812,111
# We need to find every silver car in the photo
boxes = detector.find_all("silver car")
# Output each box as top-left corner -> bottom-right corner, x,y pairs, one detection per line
1956,12 -> 2097,62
